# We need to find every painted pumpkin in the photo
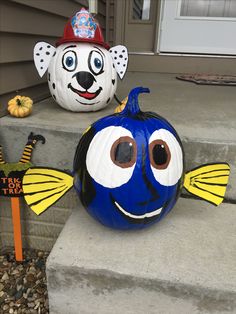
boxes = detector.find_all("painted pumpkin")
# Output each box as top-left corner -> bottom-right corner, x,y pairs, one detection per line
8,96 -> 33,118
46,43 -> 117,112
33,9 -> 128,112
73,87 -> 184,230
21,87 -> 230,224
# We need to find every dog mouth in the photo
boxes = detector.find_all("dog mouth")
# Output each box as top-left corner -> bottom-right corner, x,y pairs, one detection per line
68,84 -> 102,101
111,195 -> 163,224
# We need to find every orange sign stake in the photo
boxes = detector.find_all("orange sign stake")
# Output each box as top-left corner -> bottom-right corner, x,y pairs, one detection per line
11,197 -> 23,261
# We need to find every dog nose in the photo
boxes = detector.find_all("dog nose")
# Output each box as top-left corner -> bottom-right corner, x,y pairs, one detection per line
75,71 -> 95,90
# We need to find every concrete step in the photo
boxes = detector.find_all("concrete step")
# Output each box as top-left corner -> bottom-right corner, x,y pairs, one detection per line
1,73 -> 235,251
46,198 -> 236,314
0,74 -> 235,204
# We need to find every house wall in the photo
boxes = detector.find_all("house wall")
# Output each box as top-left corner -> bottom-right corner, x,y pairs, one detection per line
0,0 -> 107,251
114,0 -> 236,74
0,0 -> 107,117
106,0 -> 115,47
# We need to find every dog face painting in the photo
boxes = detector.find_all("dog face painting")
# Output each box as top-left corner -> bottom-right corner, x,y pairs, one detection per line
47,43 -> 117,112
33,8 -> 128,112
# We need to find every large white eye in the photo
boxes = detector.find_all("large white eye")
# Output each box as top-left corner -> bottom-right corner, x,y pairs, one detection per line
149,129 -> 183,186
88,50 -> 104,75
62,50 -> 77,71
86,126 -> 137,188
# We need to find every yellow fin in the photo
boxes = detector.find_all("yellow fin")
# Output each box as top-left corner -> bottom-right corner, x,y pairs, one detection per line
22,167 -> 73,215
184,163 -> 230,206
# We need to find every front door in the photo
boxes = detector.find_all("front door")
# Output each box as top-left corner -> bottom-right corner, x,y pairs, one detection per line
159,0 -> 236,55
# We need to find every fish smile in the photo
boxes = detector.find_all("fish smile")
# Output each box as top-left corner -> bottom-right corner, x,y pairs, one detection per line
68,84 -> 102,100
111,195 -> 163,224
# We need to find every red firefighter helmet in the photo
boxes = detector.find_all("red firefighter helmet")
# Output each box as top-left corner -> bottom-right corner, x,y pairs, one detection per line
56,8 -> 110,50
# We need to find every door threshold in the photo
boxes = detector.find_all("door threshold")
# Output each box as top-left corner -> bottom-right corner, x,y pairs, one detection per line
158,53 -> 236,59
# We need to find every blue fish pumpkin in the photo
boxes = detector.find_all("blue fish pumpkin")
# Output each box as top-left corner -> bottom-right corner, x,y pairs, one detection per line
22,87 -> 230,230
73,87 -> 184,229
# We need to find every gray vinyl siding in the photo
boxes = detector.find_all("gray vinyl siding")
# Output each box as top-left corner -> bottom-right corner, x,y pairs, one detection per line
0,0 -> 107,117
106,0 -> 115,47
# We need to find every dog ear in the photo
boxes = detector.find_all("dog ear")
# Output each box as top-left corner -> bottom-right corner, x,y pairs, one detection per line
109,45 -> 128,80
33,42 -> 56,77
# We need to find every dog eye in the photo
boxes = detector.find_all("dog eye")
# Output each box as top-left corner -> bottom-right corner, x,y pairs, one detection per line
88,50 -> 104,75
62,51 -> 77,71
94,58 -> 102,69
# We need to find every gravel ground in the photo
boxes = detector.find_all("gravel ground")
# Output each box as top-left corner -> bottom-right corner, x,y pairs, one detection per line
0,248 -> 49,314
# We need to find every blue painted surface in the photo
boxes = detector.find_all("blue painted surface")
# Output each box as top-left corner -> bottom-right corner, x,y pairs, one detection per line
74,87 -> 184,230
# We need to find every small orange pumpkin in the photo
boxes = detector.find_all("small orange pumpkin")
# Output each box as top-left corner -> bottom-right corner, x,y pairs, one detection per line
114,96 -> 128,113
8,96 -> 33,118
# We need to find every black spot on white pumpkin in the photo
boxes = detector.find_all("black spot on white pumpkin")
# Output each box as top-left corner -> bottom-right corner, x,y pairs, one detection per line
47,45 -> 51,48
113,64 -> 115,68
40,67 -> 43,70
52,83 -> 56,89
46,51 -> 50,55
39,47 -> 43,51
106,98 -> 110,104
110,46 -> 128,79
52,94 -> 56,100
112,79 -> 115,85
40,59 -> 44,62
48,73 -> 51,81
53,51 -> 56,57
36,53 -> 40,56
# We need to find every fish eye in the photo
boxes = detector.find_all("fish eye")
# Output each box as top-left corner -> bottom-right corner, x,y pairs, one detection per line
86,126 -> 136,188
149,140 -> 171,170
149,129 -> 183,186
62,50 -> 77,71
88,50 -> 104,75
110,136 -> 137,168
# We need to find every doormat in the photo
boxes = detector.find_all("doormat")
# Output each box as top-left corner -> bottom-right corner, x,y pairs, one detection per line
176,74 -> 236,86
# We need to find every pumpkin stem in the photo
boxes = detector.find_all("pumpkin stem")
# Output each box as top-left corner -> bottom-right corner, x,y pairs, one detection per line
16,98 -> 21,106
121,87 -> 150,116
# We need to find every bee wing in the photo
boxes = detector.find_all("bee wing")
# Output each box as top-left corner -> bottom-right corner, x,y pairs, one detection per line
23,167 -> 73,215
184,163 -> 230,206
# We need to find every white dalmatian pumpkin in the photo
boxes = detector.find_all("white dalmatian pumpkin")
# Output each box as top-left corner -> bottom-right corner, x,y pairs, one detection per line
34,42 -> 128,112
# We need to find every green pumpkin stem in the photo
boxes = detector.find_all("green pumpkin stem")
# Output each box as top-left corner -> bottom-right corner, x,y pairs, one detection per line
121,87 -> 150,116
16,98 -> 21,106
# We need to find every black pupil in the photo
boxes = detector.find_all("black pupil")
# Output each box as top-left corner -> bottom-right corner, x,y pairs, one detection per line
153,144 -> 168,165
94,58 -> 101,68
66,56 -> 73,67
115,142 -> 133,164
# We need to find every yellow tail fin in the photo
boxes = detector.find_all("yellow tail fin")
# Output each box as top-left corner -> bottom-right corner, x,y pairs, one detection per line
184,163 -> 230,206
22,167 -> 73,215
